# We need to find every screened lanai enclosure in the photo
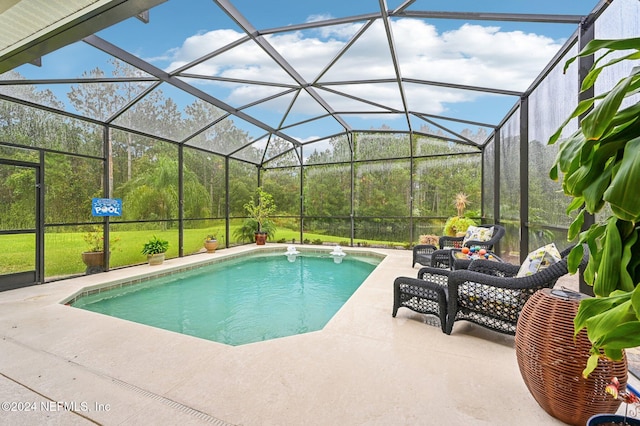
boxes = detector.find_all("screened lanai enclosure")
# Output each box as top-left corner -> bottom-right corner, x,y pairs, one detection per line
0,0 -> 638,289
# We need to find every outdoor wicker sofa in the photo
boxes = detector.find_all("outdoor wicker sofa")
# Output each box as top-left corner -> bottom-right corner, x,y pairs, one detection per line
395,245 -> 586,336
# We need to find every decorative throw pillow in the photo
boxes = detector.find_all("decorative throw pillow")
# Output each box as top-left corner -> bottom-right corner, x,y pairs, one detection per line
462,226 -> 494,246
516,243 -> 562,277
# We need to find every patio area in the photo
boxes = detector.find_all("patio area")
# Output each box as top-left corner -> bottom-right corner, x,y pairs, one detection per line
1,2 -> 640,424
1,245 -> 634,425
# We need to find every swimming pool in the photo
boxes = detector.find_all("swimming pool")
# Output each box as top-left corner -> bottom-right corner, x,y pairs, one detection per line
71,249 -> 381,345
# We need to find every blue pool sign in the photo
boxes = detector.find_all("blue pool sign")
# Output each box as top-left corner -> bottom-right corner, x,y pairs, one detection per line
92,198 -> 122,216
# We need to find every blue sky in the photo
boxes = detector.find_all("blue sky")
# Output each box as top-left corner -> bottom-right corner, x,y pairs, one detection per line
4,0 -> 601,145
96,0 -> 594,67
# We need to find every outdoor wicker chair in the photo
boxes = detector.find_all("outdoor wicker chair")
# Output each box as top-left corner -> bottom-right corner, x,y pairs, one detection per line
443,245 -> 584,335
429,224 -> 505,269
412,230 -> 476,267
396,245 -> 586,336
412,244 -> 439,267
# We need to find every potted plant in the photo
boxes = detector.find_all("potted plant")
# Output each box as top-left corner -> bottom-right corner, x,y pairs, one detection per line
587,377 -> 640,425
443,192 -> 477,236
141,235 -> 169,265
237,187 -> 277,245
549,37 -> 640,378
204,234 -> 218,253
419,234 -> 439,245
81,226 -> 119,274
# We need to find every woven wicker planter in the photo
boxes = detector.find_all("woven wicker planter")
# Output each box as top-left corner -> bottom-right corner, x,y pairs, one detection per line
515,288 -> 628,426
587,414 -> 640,425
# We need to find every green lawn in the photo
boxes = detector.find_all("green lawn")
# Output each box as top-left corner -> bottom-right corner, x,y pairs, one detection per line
1,227 -> 401,278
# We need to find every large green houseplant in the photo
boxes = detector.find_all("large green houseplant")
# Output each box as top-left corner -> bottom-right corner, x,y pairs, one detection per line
549,37 -> 640,377
234,187 -> 277,244
443,192 -> 477,236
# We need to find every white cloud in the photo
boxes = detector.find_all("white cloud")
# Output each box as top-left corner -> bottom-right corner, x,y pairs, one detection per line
306,13 -> 333,23
159,17 -> 564,133
164,29 -> 248,72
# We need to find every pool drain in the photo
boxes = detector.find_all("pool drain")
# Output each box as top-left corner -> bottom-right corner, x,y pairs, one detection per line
109,377 -> 234,425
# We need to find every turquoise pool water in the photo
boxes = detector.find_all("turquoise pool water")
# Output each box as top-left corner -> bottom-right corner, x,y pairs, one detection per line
72,251 -> 380,345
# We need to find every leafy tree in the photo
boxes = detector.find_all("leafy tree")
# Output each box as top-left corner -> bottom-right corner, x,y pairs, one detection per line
355,160 -> 411,217
303,164 -> 351,217
262,167 -> 300,216
0,71 -> 64,110
0,72 -> 78,155
305,135 -> 351,164
1,165 -> 36,229
228,160 -> 257,216
117,155 -> 190,224
354,131 -> 410,161
44,153 -> 102,224
68,60 -> 165,189
263,137 -> 299,167
67,67 -> 118,120
183,147 -> 226,219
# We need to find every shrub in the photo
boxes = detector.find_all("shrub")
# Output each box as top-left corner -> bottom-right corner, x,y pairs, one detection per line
141,236 -> 169,255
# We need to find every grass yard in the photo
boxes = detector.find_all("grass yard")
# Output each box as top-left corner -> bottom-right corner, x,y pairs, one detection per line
1,226 -> 401,279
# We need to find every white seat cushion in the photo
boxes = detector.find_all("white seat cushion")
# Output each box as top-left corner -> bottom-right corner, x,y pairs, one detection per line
516,243 -> 562,277
462,226 -> 494,246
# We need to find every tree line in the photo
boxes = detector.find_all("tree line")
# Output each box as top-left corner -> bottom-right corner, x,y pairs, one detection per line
0,61 -> 497,239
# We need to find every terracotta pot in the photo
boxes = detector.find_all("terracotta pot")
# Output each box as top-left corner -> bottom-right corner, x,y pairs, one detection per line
255,232 -> 267,245
204,239 -> 218,253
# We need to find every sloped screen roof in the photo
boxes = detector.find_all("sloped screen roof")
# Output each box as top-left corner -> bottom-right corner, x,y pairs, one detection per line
0,0 -> 601,165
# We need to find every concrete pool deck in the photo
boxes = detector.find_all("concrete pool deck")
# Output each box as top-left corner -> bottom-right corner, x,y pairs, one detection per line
0,245 -> 637,425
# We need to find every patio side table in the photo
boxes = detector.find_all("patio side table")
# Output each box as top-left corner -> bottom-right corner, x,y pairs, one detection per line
450,249 -> 503,270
